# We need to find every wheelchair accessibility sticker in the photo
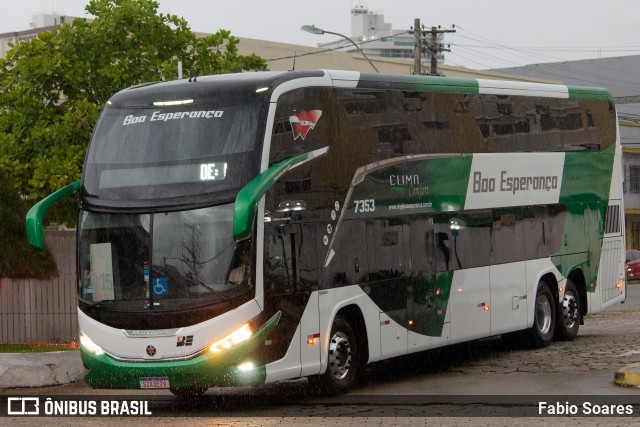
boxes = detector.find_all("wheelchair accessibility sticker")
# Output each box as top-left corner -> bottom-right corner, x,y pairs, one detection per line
153,278 -> 169,297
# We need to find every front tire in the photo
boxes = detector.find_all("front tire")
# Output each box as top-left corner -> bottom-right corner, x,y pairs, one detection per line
555,280 -> 581,341
309,317 -> 360,395
529,280 -> 556,348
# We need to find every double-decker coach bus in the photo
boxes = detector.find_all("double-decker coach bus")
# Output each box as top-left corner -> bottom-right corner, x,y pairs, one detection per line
27,70 -> 625,396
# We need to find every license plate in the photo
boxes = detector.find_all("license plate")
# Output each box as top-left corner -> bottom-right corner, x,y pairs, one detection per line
139,376 -> 170,389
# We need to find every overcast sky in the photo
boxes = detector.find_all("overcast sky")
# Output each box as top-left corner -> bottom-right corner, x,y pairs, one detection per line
1,0 -> 639,70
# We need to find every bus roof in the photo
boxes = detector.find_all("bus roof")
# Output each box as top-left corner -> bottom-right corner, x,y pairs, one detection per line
107,70 -> 613,106
354,72 -> 613,101
108,70 -> 324,107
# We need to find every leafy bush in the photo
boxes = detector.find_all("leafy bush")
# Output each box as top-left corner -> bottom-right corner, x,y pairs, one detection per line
0,171 -> 57,279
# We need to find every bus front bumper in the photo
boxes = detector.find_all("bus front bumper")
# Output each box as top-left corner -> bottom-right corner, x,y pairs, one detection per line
81,312 -> 280,390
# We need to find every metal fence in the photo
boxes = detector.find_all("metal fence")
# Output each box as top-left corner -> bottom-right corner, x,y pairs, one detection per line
0,230 -> 78,344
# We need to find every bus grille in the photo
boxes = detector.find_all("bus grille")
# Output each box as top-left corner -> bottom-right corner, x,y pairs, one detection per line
599,239 -> 622,303
605,205 -> 621,234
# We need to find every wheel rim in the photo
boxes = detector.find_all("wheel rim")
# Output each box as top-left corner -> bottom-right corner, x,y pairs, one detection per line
562,291 -> 578,328
328,331 -> 352,380
536,293 -> 552,334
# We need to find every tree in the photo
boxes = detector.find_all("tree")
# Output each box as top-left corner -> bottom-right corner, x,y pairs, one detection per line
0,0 -> 266,205
0,171 -> 58,279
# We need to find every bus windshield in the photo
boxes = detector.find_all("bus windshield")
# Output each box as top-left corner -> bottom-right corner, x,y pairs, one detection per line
78,204 -> 254,325
82,98 -> 265,205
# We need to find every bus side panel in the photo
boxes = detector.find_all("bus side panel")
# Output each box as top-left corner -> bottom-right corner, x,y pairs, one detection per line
408,324 -> 451,353
597,235 -> 625,312
584,200 -> 625,314
300,292 -> 321,377
449,267 -> 490,345
263,323 -> 302,383
597,133 -> 626,311
379,312 -> 408,359
261,290 -> 327,382
490,262 -> 528,335
264,294 -> 320,383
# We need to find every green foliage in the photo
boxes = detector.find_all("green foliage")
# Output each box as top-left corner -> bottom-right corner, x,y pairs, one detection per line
0,0 -> 266,277
0,0 -> 267,204
0,171 -> 58,279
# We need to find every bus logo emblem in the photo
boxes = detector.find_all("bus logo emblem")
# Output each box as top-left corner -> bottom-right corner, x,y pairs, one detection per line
146,345 -> 157,356
289,110 -> 322,140
177,336 -> 194,347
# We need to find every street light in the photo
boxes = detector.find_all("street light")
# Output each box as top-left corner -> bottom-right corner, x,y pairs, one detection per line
301,25 -> 379,73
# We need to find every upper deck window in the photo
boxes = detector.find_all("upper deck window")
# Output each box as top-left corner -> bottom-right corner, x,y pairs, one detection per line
83,98 -> 266,206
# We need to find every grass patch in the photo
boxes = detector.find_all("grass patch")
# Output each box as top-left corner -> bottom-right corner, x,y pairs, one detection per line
0,343 -> 78,353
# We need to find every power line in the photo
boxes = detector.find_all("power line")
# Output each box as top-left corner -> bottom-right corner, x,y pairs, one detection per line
451,26 -> 640,94
453,44 -> 640,53
265,31 -> 412,63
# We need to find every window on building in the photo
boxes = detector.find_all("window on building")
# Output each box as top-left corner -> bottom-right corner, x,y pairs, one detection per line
630,166 -> 640,193
624,165 -> 628,194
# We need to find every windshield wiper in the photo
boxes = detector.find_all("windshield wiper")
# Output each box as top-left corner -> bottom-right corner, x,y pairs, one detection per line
154,266 -> 230,300
80,299 -> 114,309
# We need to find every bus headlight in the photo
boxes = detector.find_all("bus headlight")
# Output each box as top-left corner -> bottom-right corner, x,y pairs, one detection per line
79,331 -> 104,356
209,323 -> 252,353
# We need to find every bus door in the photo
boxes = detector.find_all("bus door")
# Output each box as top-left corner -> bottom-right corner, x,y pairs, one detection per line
489,209 -> 528,334
408,216 -> 451,351
263,222 -> 319,376
434,213 -> 491,344
366,218 -> 410,359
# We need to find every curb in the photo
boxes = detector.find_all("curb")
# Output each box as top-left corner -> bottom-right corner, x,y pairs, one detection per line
614,363 -> 640,388
0,351 -> 84,388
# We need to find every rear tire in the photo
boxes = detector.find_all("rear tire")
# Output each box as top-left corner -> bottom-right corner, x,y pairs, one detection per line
555,280 -> 581,341
529,280 -> 556,348
309,316 -> 360,396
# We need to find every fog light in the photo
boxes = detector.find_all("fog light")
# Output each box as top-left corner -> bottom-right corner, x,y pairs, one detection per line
237,362 -> 255,372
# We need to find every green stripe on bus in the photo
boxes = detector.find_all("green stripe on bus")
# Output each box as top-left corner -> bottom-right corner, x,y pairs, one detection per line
559,147 -> 615,204
348,155 -> 473,215
357,74 -> 480,94
567,86 -> 614,101
363,270 -> 454,338
556,146 -> 615,290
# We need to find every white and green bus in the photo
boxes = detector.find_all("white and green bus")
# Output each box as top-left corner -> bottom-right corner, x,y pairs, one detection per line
27,70 -> 626,396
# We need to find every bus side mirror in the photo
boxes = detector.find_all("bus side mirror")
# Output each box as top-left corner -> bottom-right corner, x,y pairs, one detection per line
233,153 -> 309,241
26,181 -> 81,251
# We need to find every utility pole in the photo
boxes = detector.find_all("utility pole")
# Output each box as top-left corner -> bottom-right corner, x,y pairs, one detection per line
413,18 -> 422,75
427,26 -> 455,75
412,21 -> 456,75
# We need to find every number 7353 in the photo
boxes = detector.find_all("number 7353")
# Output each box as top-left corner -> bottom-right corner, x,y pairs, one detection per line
353,199 -> 375,213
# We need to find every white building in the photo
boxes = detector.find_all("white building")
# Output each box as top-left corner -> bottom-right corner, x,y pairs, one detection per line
316,6 -> 416,60
0,13 -> 81,58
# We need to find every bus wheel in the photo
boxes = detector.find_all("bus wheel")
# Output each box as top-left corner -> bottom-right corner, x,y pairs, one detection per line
529,280 -> 556,348
555,280 -> 581,341
309,316 -> 360,395
169,387 -> 207,398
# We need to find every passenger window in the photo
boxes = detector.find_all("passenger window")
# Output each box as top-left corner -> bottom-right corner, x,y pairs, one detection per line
433,212 -> 491,271
490,208 -> 525,264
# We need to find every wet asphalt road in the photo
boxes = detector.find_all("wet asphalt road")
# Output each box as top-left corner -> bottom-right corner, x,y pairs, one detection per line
3,285 -> 640,425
